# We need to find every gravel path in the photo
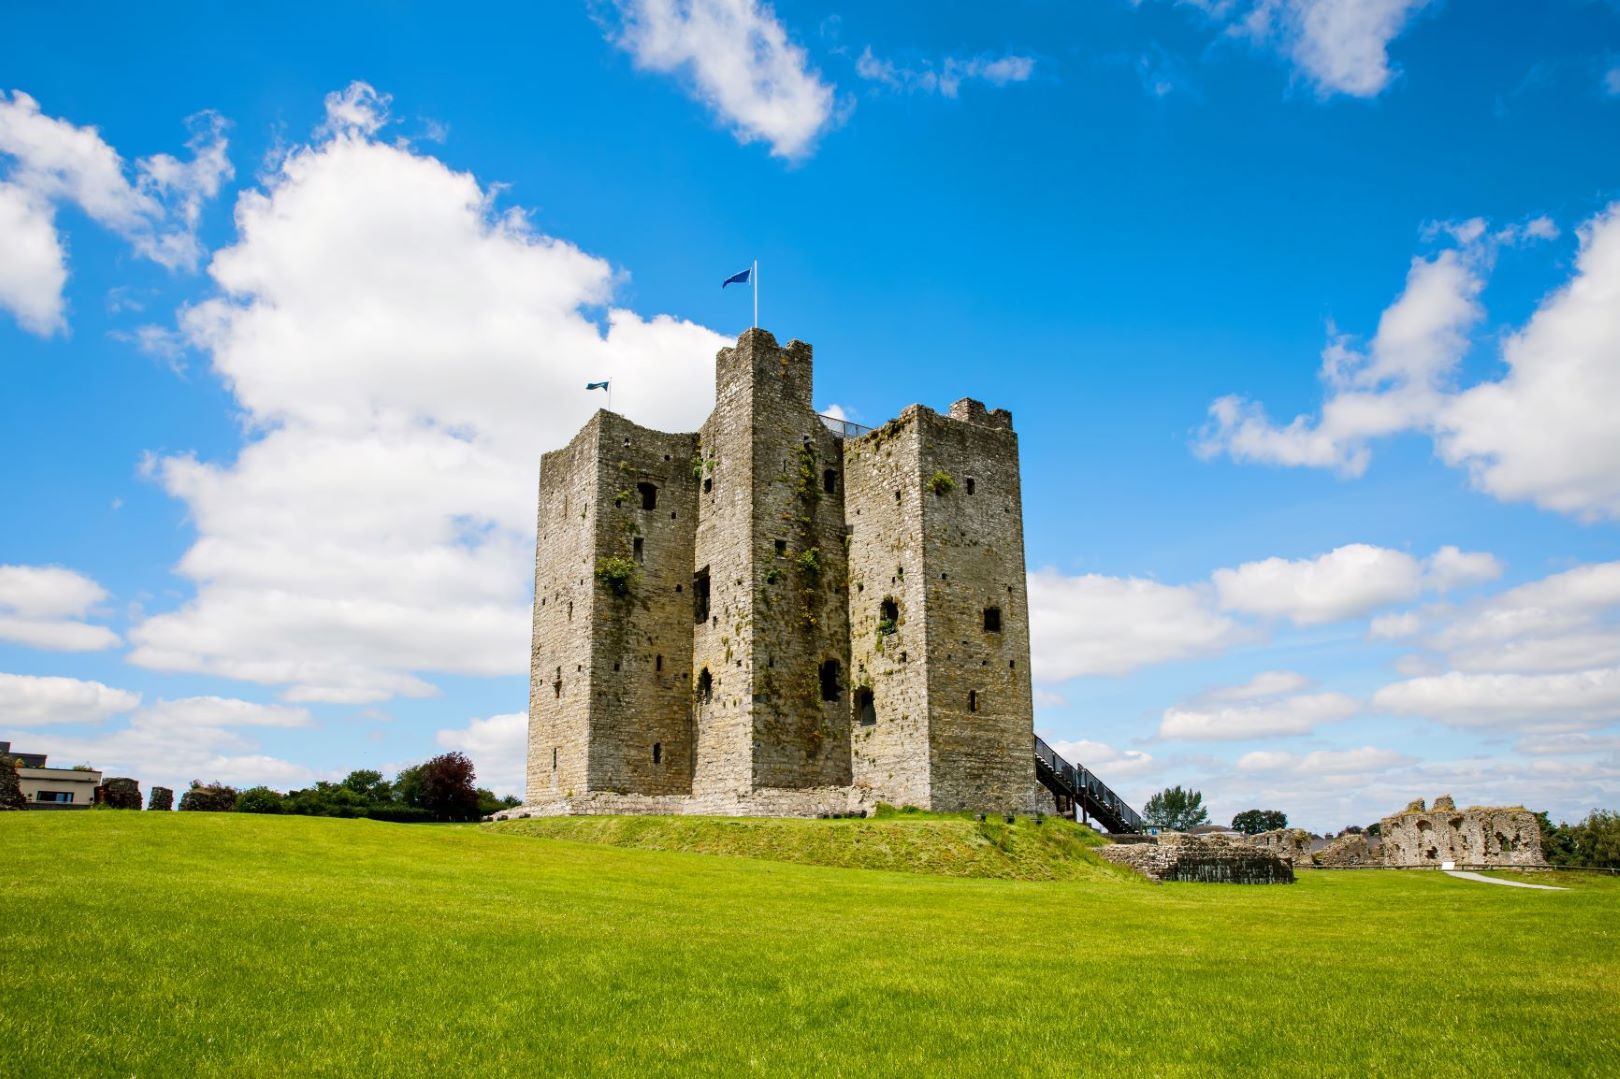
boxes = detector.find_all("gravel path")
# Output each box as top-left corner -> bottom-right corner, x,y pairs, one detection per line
1443,869 -> 1567,891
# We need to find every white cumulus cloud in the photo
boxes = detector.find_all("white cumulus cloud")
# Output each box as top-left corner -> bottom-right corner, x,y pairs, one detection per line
0,564 -> 119,652
435,711 -> 527,797
603,0 -> 838,160
1159,688 -> 1359,741
0,90 -> 231,334
1178,0 -> 1431,98
1198,204 -> 1620,522
0,672 -> 140,727
1027,568 -> 1246,680
125,83 -> 727,704
1213,543 -> 1497,626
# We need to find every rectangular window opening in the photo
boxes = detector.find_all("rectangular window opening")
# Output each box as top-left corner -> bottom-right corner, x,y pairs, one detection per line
633,536 -> 645,563
637,482 -> 658,510
983,607 -> 1002,633
693,567 -> 711,624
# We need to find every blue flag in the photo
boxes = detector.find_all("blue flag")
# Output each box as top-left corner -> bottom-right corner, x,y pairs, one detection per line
586,381 -> 609,390
722,268 -> 751,288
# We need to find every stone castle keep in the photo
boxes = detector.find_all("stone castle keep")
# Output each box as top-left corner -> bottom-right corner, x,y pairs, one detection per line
522,328 -> 1040,817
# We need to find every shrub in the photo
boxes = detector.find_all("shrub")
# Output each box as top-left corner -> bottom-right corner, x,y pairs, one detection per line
178,782 -> 239,812
595,556 -> 639,596
236,787 -> 287,814
148,786 -> 174,812
929,470 -> 956,495
362,806 -> 436,824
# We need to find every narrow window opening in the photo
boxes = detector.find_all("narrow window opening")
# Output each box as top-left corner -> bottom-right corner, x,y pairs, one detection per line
823,469 -> 837,494
693,567 -> 711,624
652,742 -> 663,765
637,482 -> 658,510
968,690 -> 978,713
819,659 -> 841,702
966,477 -> 976,495
856,687 -> 876,726
983,607 -> 1002,633
697,667 -> 713,703
656,654 -> 663,672
675,584 -> 683,593
567,601 -> 573,621
703,476 -> 713,494
894,489 -> 901,503
552,747 -> 557,770
633,536 -> 645,563
774,539 -> 787,557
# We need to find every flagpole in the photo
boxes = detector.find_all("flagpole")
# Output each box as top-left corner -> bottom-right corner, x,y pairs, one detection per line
753,258 -> 758,330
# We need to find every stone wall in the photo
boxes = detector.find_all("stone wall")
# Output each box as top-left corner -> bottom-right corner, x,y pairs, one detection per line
845,409 -> 934,809
1380,795 -> 1544,868
148,786 -> 174,812
1099,834 -> 1295,884
1314,832 -> 1377,868
1248,827 -> 1314,865
918,403 -> 1036,813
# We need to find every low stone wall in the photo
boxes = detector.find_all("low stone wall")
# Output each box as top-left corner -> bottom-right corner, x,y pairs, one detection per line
492,785 -> 875,820
1380,795 -> 1545,868
1098,834 -> 1294,884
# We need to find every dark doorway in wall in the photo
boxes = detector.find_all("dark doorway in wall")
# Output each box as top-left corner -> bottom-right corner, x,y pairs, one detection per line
879,597 -> 899,631
633,536 -> 645,563
823,469 -> 837,494
693,567 -> 711,623
637,482 -> 658,510
855,687 -> 876,726
983,607 -> 1002,632
697,667 -> 713,703
819,659 -> 841,701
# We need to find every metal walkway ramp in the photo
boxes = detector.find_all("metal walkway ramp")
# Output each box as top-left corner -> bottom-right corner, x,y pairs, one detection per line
1035,736 -> 1144,834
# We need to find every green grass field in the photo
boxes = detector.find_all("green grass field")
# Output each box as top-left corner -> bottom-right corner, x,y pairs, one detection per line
3,813 -> 1617,1076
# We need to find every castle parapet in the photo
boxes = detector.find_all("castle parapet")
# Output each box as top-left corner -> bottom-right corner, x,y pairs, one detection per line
948,397 -> 1013,431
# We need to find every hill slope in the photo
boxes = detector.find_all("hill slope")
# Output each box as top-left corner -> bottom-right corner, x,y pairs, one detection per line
487,811 -> 1134,881
2,813 -> 1616,1076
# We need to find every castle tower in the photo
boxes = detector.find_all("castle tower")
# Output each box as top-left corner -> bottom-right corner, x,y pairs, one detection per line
843,401 -> 1036,813
523,327 -> 1034,817
690,330 -> 853,808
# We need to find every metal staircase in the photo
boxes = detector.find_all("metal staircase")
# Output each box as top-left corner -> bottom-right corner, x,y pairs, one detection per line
1034,736 -> 1144,833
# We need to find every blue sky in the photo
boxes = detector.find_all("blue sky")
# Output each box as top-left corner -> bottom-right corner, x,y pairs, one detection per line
2,0 -> 1618,829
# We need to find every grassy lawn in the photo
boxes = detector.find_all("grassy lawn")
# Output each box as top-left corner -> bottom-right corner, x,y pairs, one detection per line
2,813 -> 1617,1076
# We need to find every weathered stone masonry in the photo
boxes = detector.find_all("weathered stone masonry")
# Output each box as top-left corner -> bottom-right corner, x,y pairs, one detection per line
520,328 -> 1039,817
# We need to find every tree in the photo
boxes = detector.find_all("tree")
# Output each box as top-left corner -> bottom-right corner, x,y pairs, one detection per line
403,752 -> 480,821
178,781 -> 239,812
236,786 -> 286,813
1144,786 -> 1209,832
341,769 -> 393,803
1231,809 -> 1287,835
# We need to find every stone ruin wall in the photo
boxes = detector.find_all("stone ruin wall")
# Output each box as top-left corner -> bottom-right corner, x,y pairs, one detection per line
0,757 -> 22,811
1380,796 -> 1545,868
1098,834 -> 1295,884
1249,827 -> 1314,865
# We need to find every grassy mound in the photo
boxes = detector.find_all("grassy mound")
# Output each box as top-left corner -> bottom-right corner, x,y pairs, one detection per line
487,810 -> 1135,881
3,813 -> 1617,1075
